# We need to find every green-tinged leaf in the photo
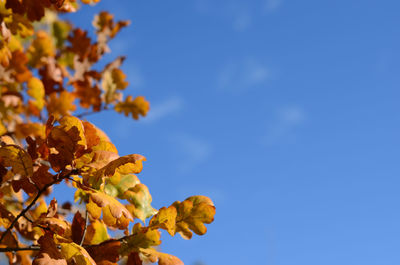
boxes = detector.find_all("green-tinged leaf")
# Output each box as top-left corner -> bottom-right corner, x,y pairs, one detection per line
124,183 -> 157,222
120,223 -> 160,256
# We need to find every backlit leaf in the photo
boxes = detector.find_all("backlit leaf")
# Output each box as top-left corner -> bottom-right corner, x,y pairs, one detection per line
114,96 -> 150,120
0,145 -> 33,178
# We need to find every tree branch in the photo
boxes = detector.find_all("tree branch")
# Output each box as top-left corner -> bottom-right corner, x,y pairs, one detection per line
0,169 -> 78,244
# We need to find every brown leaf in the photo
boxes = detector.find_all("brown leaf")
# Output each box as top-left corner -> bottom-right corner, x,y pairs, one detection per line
71,211 -> 85,244
86,240 -> 121,264
33,233 -> 67,265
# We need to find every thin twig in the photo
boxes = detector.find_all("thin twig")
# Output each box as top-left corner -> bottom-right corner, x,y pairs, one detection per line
0,245 -> 41,252
0,170 -> 78,244
79,210 -> 88,246
76,106 -> 109,118
0,236 -> 126,252
22,214 -> 49,231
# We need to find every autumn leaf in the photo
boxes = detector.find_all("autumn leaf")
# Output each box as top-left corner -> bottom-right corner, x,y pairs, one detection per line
71,211 -> 86,244
120,223 -> 161,256
33,233 -> 67,265
114,96 -> 150,120
98,56 -> 124,101
27,77 -> 45,110
59,242 -> 96,265
139,248 -> 184,265
27,30 -> 55,68
149,206 -> 177,236
84,188 -> 133,229
47,91 -> 77,118
172,196 -> 215,239
0,145 -> 33,178
87,154 -> 145,189
86,240 -> 121,264
84,219 -> 109,245
124,183 -> 157,222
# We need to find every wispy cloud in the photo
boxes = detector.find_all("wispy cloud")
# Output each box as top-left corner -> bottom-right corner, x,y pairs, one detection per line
172,134 -> 212,173
144,96 -> 184,123
263,106 -> 306,145
264,0 -> 283,12
194,0 -> 283,31
218,58 -> 272,92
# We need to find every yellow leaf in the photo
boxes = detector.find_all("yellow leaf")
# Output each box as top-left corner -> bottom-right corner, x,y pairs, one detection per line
47,91 -> 77,119
59,115 -> 87,147
27,31 -> 55,68
27,77 -> 45,110
114,96 -> 150,120
87,154 -> 145,190
0,145 -> 33,178
149,206 -> 177,236
60,242 -> 96,265
85,219 -> 109,245
120,223 -> 160,256
85,189 -> 133,229
139,248 -> 184,265
172,196 -> 216,239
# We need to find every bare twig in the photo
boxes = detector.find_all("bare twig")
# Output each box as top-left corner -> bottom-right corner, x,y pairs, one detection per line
0,245 -> 41,252
76,106 -> 109,118
80,210 -> 88,246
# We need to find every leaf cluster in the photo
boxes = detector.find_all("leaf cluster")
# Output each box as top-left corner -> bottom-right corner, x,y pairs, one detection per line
0,1 -> 215,264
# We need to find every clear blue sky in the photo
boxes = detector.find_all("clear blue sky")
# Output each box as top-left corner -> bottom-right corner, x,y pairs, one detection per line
63,1 -> 400,264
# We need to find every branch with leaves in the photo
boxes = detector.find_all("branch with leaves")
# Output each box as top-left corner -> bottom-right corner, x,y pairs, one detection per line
0,0 -> 215,264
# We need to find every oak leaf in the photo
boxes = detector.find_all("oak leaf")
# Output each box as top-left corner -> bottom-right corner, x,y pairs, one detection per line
47,91 -> 76,118
139,248 -> 184,265
59,242 -> 96,265
27,30 -> 55,68
0,145 -> 33,178
120,223 -> 161,256
172,196 -> 216,239
27,77 -> 45,110
33,233 -> 67,265
85,189 -> 133,229
84,219 -> 109,245
114,96 -> 150,120
124,183 -> 157,222
149,206 -> 177,236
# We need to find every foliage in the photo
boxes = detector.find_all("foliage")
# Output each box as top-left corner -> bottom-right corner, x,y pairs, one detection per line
0,1 -> 215,264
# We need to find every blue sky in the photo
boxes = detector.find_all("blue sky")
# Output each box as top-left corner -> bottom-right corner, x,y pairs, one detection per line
61,1 -> 400,264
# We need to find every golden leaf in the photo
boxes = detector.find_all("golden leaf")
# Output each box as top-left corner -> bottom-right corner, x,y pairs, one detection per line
60,242 -> 96,265
27,31 -> 55,68
47,91 -> 77,119
85,189 -> 133,229
172,196 -> 216,239
114,96 -> 150,120
0,145 -> 33,178
27,77 -> 45,110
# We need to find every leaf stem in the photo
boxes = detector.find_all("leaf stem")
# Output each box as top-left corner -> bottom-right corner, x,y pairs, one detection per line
80,210 -> 88,246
